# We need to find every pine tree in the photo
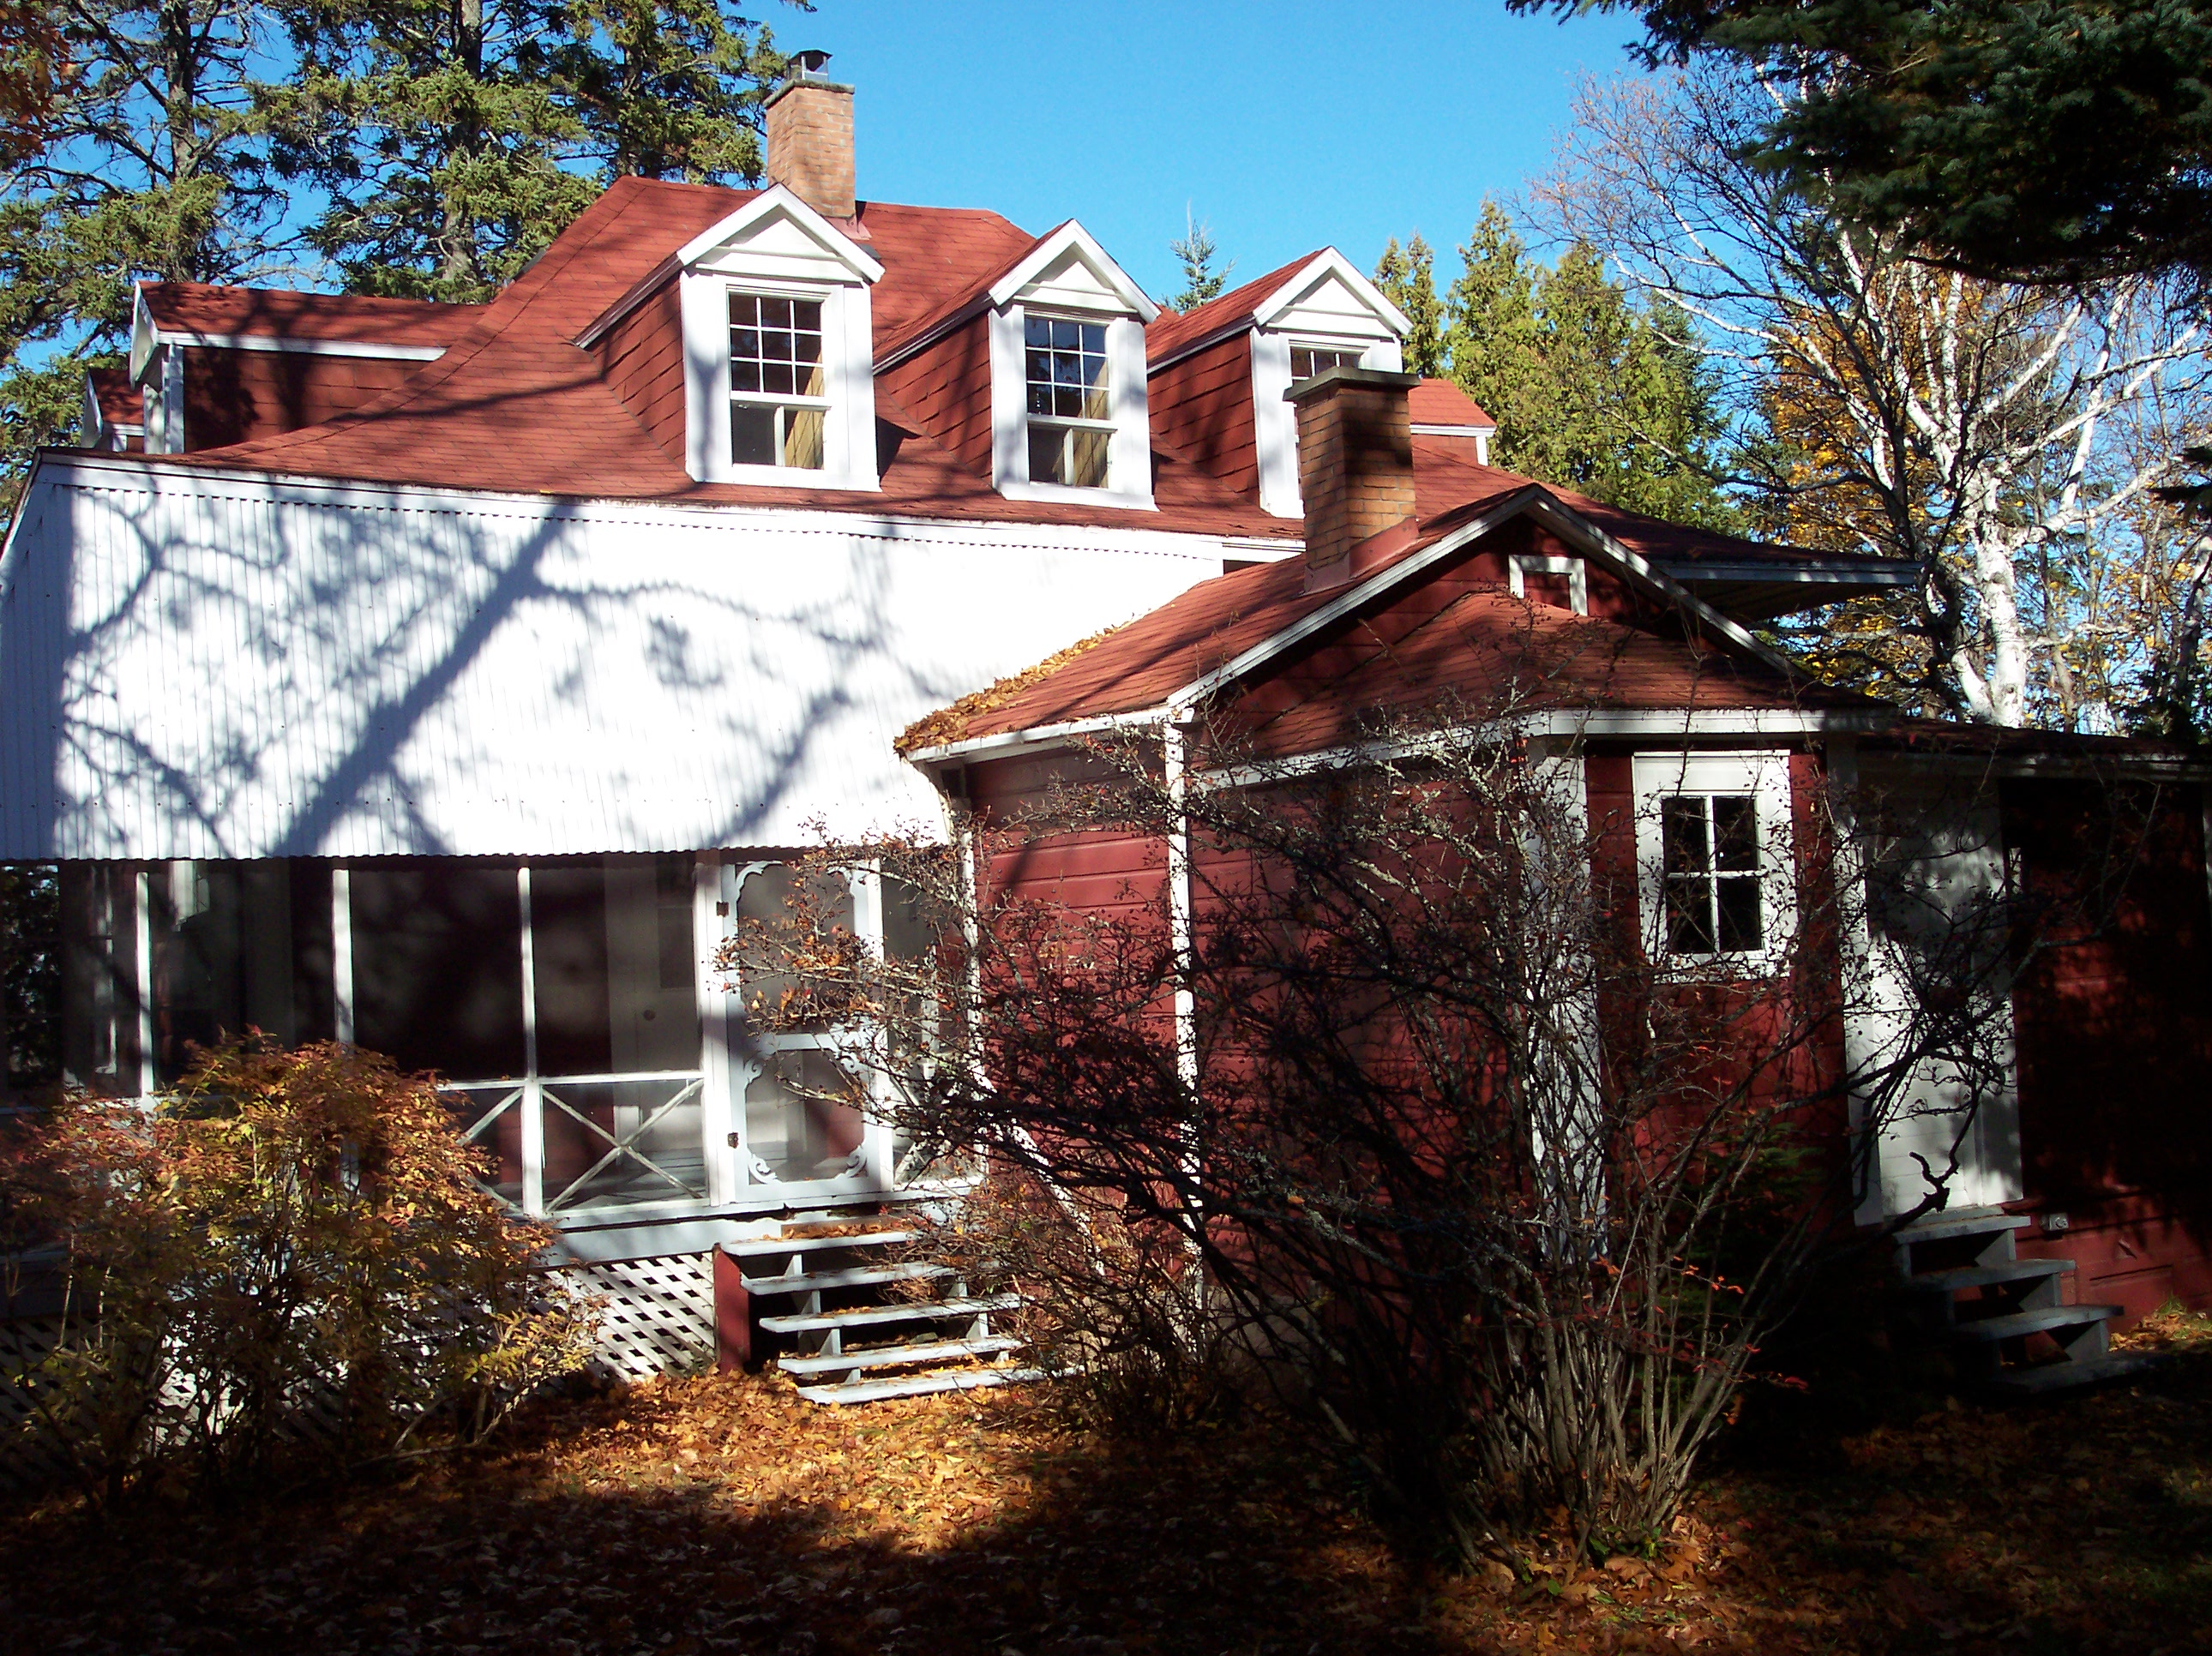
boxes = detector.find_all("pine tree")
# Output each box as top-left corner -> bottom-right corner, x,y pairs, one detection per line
0,0 -> 284,490
1372,234 -> 1446,376
1165,208 -> 1233,314
267,0 -> 783,303
1441,201 -> 1737,529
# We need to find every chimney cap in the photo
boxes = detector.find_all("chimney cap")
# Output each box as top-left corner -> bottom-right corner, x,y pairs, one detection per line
788,48 -> 834,81
1285,364 -> 1421,404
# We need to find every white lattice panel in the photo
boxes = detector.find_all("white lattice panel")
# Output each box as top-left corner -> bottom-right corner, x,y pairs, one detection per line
561,1252 -> 715,1381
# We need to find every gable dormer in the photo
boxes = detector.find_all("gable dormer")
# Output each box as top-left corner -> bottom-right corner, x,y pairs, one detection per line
1145,251 -> 1408,520
582,184 -> 885,490
983,224 -> 1160,509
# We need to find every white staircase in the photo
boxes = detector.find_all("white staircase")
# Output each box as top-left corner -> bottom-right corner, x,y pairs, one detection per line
1895,1208 -> 2155,1395
724,1220 -> 1044,1404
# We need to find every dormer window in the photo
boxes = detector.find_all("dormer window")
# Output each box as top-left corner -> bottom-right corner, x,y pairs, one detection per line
1025,315 -> 1113,489
729,293 -> 827,469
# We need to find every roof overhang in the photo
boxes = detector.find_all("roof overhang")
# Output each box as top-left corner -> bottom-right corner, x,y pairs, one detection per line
128,284 -> 447,381
1656,554 -> 1920,621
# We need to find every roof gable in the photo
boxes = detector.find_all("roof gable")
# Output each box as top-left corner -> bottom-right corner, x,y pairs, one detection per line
675,183 -> 886,284
989,221 -> 1159,320
1253,249 -> 1410,342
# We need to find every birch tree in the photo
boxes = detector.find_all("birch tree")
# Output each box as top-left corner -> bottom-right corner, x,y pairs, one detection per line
1535,69 -> 2211,728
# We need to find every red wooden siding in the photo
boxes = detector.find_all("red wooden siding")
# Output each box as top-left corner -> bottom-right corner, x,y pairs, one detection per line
181,347 -> 423,447
1148,332 -> 1259,498
2003,778 -> 2212,1318
597,280 -> 687,465
875,315 -> 996,477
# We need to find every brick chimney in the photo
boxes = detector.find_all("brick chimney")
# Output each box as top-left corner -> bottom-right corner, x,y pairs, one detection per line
1287,367 -> 1421,589
765,52 -> 856,220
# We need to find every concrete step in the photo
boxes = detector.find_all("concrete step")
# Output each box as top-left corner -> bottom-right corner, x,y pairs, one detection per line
1907,1257 -> 2074,1294
794,1365 -> 1048,1406
723,1229 -> 918,1261
758,1293 -> 1019,1335
740,1262 -> 950,1296
1983,1350 -> 2161,1397
1950,1303 -> 2124,1341
778,1335 -> 1024,1377
1893,1209 -> 2035,1245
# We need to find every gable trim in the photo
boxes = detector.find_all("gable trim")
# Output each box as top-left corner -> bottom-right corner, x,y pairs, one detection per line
987,221 -> 1160,321
1249,249 -> 1411,338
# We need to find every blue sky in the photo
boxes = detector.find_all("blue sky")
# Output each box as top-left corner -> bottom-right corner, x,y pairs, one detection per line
787,1 -> 1656,302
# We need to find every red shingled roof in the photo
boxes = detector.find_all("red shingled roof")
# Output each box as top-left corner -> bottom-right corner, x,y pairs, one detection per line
1409,377 -> 1494,429
1145,255 -> 1322,366
86,367 -> 141,429
134,179 -> 1298,537
903,485 -> 1882,754
139,282 -> 482,349
873,220 -> 1057,363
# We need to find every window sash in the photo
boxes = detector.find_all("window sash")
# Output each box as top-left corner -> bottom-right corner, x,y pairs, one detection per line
1659,793 -> 1764,956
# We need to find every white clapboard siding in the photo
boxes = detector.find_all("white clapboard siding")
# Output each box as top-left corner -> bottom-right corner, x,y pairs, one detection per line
0,458 -> 1237,859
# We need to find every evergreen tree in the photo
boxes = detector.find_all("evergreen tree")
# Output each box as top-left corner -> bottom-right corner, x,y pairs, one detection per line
1372,234 -> 1446,376
267,0 -> 784,302
0,0 -> 284,487
1443,201 -> 1737,529
1164,208 -> 1232,314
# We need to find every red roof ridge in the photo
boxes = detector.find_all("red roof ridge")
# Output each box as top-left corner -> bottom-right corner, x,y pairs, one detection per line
1145,253 -> 1326,368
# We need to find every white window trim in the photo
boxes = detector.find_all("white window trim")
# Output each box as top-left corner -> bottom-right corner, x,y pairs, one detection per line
1632,750 -> 1797,974
1249,328 -> 1405,519
682,272 -> 879,490
1509,552 -> 1589,616
991,303 -> 1155,509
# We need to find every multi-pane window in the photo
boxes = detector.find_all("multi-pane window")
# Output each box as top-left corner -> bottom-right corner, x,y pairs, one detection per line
1290,345 -> 1363,382
729,294 -> 826,470
1660,794 -> 1764,954
1025,315 -> 1111,489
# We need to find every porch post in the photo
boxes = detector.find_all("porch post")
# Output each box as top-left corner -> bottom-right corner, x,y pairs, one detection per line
133,866 -> 154,1098
331,867 -> 355,1044
517,865 -> 544,1215
695,854 -> 734,1206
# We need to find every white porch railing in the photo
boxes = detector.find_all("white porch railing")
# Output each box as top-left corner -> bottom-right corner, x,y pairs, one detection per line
442,1070 -> 708,1218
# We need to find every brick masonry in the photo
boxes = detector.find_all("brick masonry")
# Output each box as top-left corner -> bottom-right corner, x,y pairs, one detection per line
766,81 -> 857,219
1289,369 -> 1420,575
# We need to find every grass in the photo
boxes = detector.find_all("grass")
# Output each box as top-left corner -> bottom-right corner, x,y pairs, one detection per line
3,1312 -> 2211,1654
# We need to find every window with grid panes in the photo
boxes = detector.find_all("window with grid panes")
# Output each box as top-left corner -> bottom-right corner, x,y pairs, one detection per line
729,294 -> 826,469
1660,794 -> 1764,954
1025,315 -> 1112,488
1289,345 -> 1364,382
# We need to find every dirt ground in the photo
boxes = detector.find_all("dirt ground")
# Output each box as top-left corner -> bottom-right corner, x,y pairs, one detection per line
4,1315 -> 2210,1656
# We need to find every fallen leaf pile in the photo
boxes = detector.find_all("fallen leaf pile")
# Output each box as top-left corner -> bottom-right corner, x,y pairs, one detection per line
3,1314 -> 2210,1655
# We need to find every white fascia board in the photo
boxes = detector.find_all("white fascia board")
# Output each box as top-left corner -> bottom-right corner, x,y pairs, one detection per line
1249,249 -> 1412,339
577,184 -> 883,351
1656,555 -> 1919,588
987,222 -> 1161,321
23,448 -> 1256,557
162,333 -> 446,361
1411,422 -> 1496,438
903,706 -> 1174,769
1519,493 -> 1804,681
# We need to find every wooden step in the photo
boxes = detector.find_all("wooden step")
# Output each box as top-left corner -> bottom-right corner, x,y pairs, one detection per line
1983,1350 -> 2161,1396
794,1365 -> 1048,1406
1893,1209 -> 2035,1245
757,1293 -> 1019,1335
741,1262 -> 950,1296
1950,1303 -> 2124,1341
777,1335 -> 1024,1377
1906,1257 -> 2073,1293
722,1229 -> 919,1260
